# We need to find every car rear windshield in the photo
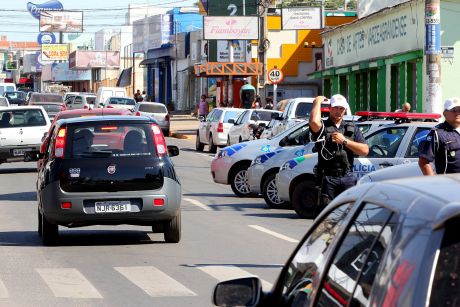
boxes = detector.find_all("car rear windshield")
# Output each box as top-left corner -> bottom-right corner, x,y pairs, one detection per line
223,111 -> 243,123
295,102 -> 329,118
0,109 -> 47,127
109,98 -> 136,105
5,92 -> 26,100
138,103 -> 167,113
30,94 -> 63,103
85,97 -> 96,104
69,123 -> 155,158
41,104 -> 62,114
251,111 -> 274,121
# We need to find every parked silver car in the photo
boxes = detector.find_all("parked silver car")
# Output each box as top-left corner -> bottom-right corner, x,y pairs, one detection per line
133,102 -> 170,136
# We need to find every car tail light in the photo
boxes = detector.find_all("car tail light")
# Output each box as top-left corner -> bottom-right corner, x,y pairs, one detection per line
54,127 -> 66,158
84,105 -> 88,109
217,121 -> 224,133
135,111 -> 141,116
107,105 -> 113,108
153,198 -> 164,206
60,104 -> 66,111
61,202 -> 72,209
151,124 -> 167,157
165,114 -> 170,121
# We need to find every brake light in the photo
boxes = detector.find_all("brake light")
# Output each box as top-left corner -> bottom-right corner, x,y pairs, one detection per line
54,127 -> 66,158
100,126 -> 118,131
84,105 -> 88,109
61,202 -> 72,209
60,104 -> 66,111
151,124 -> 167,157
217,121 -> 224,133
135,111 -> 141,116
107,105 -> 113,108
153,198 -> 164,206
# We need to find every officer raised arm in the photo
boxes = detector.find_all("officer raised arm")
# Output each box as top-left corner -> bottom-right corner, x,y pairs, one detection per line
309,94 -> 369,206
419,97 -> 460,176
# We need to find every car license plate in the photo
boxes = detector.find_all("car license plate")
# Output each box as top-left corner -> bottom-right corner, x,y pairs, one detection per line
12,148 -> 32,156
95,201 -> 131,213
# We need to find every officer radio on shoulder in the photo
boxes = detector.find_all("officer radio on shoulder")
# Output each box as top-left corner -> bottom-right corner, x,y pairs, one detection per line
419,97 -> 460,175
309,94 -> 369,206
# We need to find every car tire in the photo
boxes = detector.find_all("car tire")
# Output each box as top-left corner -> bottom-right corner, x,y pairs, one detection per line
38,208 -> 43,237
209,134 -> 217,153
164,212 -> 181,243
227,137 -> 231,147
196,130 -> 204,151
152,223 -> 164,233
163,129 -> 170,137
42,213 -> 58,246
262,173 -> 290,209
292,181 -> 320,219
230,165 -> 253,197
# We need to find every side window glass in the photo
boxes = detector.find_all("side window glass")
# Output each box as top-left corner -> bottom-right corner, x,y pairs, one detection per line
281,203 -> 352,303
241,111 -> 250,123
75,97 -> 83,104
283,102 -> 292,119
357,124 -> 371,135
235,111 -> 246,124
206,110 -> 214,122
405,128 -> 430,158
366,128 -> 407,158
317,204 -> 396,307
214,110 -> 223,122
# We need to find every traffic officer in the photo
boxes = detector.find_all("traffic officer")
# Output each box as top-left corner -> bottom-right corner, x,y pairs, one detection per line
309,95 -> 369,205
419,97 -> 460,175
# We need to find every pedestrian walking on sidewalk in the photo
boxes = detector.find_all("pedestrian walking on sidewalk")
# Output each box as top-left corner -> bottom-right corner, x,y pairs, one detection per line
198,94 -> 209,118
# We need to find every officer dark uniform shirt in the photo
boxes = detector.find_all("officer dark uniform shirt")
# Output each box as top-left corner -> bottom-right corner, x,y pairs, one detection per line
310,118 -> 367,203
419,122 -> 460,174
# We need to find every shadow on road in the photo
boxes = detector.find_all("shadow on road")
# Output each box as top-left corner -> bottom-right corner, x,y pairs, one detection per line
244,212 -> 300,219
0,168 -> 37,174
181,263 -> 283,269
209,202 -> 267,211
180,147 -> 213,155
183,193 -> 236,198
0,191 -> 36,201
0,230 -> 165,247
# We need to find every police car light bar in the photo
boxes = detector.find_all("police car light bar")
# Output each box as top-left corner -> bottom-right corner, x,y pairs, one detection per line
356,111 -> 441,120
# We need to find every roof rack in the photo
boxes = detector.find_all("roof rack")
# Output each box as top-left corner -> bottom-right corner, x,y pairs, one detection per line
355,111 -> 441,123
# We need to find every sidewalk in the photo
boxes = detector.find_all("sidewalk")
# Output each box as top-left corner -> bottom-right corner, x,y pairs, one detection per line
169,114 -> 198,141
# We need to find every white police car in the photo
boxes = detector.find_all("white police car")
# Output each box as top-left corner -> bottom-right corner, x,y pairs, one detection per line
247,116 -> 383,209
276,112 -> 440,218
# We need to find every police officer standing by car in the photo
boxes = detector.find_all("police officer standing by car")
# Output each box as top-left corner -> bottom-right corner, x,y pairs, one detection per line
309,95 -> 369,206
419,97 -> 460,175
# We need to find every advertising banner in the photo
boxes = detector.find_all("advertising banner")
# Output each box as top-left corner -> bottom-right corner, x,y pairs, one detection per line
282,7 -> 322,30
204,16 -> 259,40
425,2 -> 441,55
42,63 -> 90,82
132,14 -> 171,53
41,43 -> 69,61
27,0 -> 63,19
39,10 -> 83,33
217,40 -> 250,62
69,51 -> 120,69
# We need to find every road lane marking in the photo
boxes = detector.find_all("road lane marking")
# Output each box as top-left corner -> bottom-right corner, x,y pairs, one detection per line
183,198 -> 212,211
196,265 -> 273,290
115,266 -> 196,297
36,268 -> 103,298
0,279 -> 8,298
249,225 -> 300,243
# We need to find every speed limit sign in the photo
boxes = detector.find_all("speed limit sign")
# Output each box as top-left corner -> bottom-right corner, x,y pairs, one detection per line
268,68 -> 283,84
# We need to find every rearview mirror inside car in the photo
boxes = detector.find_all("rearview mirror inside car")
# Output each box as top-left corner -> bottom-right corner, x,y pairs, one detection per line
213,277 -> 261,307
167,145 -> 180,157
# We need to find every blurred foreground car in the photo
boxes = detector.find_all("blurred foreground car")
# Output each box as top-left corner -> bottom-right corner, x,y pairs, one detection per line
35,116 -> 181,246
133,102 -> 170,136
213,174 -> 460,307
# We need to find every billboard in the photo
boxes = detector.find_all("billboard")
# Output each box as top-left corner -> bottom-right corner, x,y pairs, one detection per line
133,14 -> 172,53
69,51 -> 120,69
39,10 -> 83,33
282,7 -> 322,30
204,16 -> 259,40
41,43 -> 69,61
42,63 -> 91,82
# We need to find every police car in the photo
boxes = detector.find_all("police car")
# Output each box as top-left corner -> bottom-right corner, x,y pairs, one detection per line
247,116 -> 385,209
275,112 -> 440,218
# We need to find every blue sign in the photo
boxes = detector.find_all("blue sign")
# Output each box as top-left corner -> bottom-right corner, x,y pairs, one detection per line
27,0 -> 63,20
425,24 -> 441,55
37,32 -> 56,44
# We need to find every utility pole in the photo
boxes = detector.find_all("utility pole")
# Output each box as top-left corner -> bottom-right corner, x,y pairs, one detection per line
425,0 -> 442,114
258,0 -> 268,100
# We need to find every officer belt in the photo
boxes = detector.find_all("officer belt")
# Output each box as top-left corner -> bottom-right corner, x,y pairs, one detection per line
322,169 -> 348,177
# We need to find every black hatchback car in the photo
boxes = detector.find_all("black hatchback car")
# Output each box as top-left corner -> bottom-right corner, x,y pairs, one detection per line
36,116 -> 181,246
213,174 -> 460,307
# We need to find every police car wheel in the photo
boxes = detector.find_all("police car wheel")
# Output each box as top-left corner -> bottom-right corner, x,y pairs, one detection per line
196,130 -> 204,151
292,181 -> 319,219
230,165 -> 253,197
262,173 -> 290,209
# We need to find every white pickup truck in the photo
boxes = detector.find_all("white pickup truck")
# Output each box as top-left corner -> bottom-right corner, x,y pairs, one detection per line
0,106 -> 51,165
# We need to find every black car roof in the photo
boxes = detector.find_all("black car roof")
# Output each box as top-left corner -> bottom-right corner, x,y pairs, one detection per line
58,115 -> 153,125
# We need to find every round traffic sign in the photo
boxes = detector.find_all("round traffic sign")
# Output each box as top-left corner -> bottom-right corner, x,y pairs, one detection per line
268,68 -> 283,84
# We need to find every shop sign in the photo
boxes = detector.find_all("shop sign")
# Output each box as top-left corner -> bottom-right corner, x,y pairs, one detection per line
217,40 -> 250,62
42,63 -> 90,82
424,2 -> 440,55
204,16 -> 259,40
27,0 -> 63,19
41,43 -> 69,61
441,46 -> 454,59
282,7 -> 322,30
324,2 -> 423,68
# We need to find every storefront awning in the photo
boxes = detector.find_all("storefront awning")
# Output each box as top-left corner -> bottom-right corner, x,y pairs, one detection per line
116,67 -> 132,87
139,58 -> 157,67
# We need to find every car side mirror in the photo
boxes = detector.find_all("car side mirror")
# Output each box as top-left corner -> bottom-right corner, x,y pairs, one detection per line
198,115 -> 205,122
228,119 -> 235,124
213,277 -> 262,307
167,145 -> 179,157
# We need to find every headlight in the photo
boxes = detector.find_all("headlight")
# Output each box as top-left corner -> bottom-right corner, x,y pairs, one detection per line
217,150 -> 228,159
357,175 -> 372,185
251,156 -> 263,166
280,161 -> 290,171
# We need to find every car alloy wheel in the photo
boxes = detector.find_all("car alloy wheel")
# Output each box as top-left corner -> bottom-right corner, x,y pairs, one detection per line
230,165 -> 252,197
262,173 -> 290,209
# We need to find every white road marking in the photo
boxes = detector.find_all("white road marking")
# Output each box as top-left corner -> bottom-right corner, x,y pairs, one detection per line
0,279 -> 8,298
115,266 -> 196,297
249,225 -> 300,243
183,198 -> 212,211
36,268 -> 103,298
196,265 -> 273,290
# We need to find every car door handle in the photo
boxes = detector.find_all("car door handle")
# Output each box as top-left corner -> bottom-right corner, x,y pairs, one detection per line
379,162 -> 393,167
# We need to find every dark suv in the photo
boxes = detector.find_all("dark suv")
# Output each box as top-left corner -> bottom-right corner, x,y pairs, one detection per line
36,116 -> 181,246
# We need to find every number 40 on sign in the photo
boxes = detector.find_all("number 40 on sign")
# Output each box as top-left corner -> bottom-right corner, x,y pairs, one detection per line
268,68 -> 283,84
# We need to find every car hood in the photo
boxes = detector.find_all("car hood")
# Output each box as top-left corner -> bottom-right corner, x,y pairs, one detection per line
358,162 -> 422,184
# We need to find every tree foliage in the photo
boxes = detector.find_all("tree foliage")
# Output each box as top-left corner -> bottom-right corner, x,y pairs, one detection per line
279,0 -> 357,10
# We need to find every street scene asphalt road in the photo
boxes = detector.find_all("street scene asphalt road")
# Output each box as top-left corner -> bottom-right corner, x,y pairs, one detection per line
0,126 -> 312,306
